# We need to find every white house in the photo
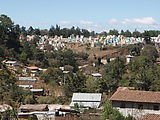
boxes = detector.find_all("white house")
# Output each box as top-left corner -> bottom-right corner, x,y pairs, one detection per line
91,73 -> 102,77
109,87 -> 160,119
30,89 -> 44,95
126,55 -> 134,63
18,85 -> 33,89
70,93 -> 102,108
4,61 -> 19,66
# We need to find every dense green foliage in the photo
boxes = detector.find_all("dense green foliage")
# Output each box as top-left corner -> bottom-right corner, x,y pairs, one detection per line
101,102 -> 135,120
140,45 -> 158,61
64,72 -> 87,97
126,44 -> 143,56
99,57 -> 125,93
41,67 -> 63,85
0,15 -> 21,59
0,63 -> 30,105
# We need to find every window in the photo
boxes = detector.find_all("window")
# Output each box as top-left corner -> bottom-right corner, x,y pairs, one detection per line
153,105 -> 159,110
138,104 -> 143,109
120,103 -> 126,108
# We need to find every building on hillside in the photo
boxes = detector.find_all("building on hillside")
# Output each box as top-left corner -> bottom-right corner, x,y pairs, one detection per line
18,104 -> 54,120
91,73 -> 102,77
101,59 -> 107,65
4,61 -> 19,67
156,58 -> 160,64
109,87 -> 160,119
18,85 -> 33,89
18,112 -> 55,120
126,55 -> 134,64
70,93 -> 102,109
27,66 -> 40,76
30,89 -> 44,95
19,104 -> 48,113
18,77 -> 37,82
18,104 -> 78,120
48,104 -> 75,116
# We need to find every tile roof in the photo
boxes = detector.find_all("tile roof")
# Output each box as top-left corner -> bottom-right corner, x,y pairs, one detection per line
140,114 -> 160,120
27,66 -> 39,70
109,87 -> 160,104
19,104 -> 48,111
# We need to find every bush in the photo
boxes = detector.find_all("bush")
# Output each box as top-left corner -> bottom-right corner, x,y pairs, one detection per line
24,95 -> 37,104
101,102 -> 135,120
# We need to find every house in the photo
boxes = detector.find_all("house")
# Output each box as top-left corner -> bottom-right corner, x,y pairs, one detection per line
91,73 -> 102,77
18,104 -> 54,120
109,87 -> 160,119
18,104 -> 76,120
18,77 -> 37,82
101,59 -> 107,65
18,112 -> 55,120
30,89 -> 44,95
70,93 -> 102,108
27,66 -> 39,72
48,104 -> 71,112
126,55 -> 134,63
27,66 -> 40,76
19,104 -> 48,113
48,104 -> 74,116
4,61 -> 19,67
63,71 -> 70,74
18,85 -> 33,89
156,58 -> 160,64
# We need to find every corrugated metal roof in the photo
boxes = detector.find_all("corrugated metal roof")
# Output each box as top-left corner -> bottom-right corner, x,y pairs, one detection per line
19,77 -> 37,82
72,93 -> 102,102
19,104 -> 47,111
91,73 -> 102,77
18,85 -> 33,88
126,55 -> 134,58
70,102 -> 101,108
30,89 -> 44,92
18,111 -> 55,115
5,61 -> 17,64
70,93 -> 102,108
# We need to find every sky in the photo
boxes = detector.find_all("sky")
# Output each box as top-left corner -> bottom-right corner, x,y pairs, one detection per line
1,0 -> 160,32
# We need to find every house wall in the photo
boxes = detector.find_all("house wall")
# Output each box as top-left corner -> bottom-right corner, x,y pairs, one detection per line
126,58 -> 131,63
36,114 -> 55,120
112,101 -> 160,119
